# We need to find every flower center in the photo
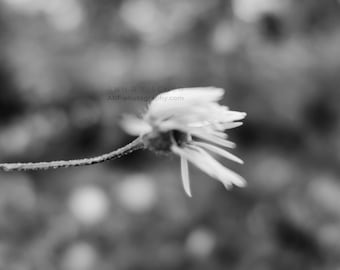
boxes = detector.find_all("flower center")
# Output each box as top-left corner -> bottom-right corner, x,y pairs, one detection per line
142,130 -> 188,154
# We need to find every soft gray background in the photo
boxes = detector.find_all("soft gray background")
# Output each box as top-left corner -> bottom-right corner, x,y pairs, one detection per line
0,0 -> 340,269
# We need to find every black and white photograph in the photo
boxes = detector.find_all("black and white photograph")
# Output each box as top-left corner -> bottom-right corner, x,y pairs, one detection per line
0,0 -> 340,269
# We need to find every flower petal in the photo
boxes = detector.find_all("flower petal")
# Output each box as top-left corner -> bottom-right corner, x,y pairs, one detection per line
190,145 -> 246,188
190,131 -> 236,148
172,145 -> 246,189
193,141 -> 244,164
146,87 -> 225,122
120,114 -> 151,136
181,157 -> 191,197
172,145 -> 217,181
221,122 -> 244,129
151,87 -> 224,106
192,146 -> 247,188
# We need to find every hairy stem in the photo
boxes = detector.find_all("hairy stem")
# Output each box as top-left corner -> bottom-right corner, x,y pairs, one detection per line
0,137 -> 144,172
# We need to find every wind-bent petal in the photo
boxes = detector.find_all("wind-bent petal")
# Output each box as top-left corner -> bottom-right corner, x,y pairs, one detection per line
150,87 -> 224,107
180,157 -> 191,197
221,122 -> 244,129
172,144 -> 246,190
146,87 -> 224,121
121,114 -> 152,136
172,145 -> 218,182
190,131 -> 236,148
193,141 -> 244,164
188,145 -> 246,188
172,87 -> 224,102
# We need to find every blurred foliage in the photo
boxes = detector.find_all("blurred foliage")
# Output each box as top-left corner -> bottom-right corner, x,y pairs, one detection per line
1,0 -> 340,269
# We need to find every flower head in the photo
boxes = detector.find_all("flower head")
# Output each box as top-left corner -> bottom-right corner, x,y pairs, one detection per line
121,87 -> 246,197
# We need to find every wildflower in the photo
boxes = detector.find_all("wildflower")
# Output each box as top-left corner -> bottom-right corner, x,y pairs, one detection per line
0,87 -> 246,197
121,87 -> 246,197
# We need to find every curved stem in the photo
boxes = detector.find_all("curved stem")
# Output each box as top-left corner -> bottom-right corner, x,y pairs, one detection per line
0,137 -> 144,172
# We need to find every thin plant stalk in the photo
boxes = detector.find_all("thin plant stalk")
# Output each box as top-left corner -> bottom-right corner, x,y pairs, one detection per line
0,137 -> 144,172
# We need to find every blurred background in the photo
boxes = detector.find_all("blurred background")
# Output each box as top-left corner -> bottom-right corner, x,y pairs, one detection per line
0,0 -> 340,269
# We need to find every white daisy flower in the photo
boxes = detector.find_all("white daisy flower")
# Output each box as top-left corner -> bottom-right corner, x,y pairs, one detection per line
121,87 -> 246,197
0,86 -> 246,198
